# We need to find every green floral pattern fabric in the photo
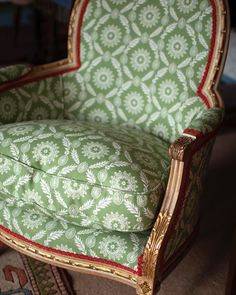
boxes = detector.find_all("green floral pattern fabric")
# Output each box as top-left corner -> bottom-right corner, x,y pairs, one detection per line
0,64 -> 31,84
0,0 -> 222,142
185,107 -> 224,134
0,0 -> 223,270
62,0 -> 214,143
0,120 -> 169,232
0,199 -> 149,270
0,76 -> 64,125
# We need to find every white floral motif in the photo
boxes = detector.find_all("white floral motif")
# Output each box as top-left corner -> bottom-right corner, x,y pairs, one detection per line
131,49 -> 151,72
63,180 -> 89,198
101,25 -> 122,48
0,157 -> 12,175
32,141 -> 59,165
158,80 -> 179,104
0,97 -> 17,121
82,142 -> 110,160
153,123 -> 170,141
88,109 -> 109,124
124,92 -> 144,115
63,81 -> 78,102
102,212 -> 130,231
22,210 -> 47,230
93,67 -> 114,90
8,125 -> 34,136
110,171 -> 138,192
139,5 -> 160,28
23,189 -> 43,206
31,106 -> 49,120
177,0 -> 198,14
167,34 -> 188,59
99,235 -> 127,260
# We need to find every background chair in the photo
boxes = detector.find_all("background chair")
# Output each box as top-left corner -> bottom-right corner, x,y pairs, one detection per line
0,0 -> 229,294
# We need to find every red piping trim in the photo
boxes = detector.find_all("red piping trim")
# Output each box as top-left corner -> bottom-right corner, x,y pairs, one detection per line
197,0 -> 217,108
0,224 -> 138,275
137,255 -> 143,276
183,128 -> 204,137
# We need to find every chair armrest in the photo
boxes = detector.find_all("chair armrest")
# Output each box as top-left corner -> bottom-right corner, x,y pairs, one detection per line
141,130 -> 215,290
0,68 -> 64,125
169,107 -> 223,161
0,64 -> 32,84
183,107 -> 224,138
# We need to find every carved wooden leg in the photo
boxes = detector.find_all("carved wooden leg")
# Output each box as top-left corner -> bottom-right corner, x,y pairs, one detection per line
0,240 -> 8,254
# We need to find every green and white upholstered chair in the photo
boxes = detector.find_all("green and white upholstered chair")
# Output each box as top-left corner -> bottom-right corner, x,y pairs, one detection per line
0,0 -> 229,294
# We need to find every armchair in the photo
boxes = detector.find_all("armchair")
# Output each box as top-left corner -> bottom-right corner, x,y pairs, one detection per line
0,0 -> 229,294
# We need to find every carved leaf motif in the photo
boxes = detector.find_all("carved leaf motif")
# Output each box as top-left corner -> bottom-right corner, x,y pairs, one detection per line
143,212 -> 171,277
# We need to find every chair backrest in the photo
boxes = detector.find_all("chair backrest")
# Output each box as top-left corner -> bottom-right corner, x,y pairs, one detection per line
62,0 -> 227,143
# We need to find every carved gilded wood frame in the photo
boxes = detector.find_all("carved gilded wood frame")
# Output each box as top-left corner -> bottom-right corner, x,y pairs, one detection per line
0,0 -> 230,294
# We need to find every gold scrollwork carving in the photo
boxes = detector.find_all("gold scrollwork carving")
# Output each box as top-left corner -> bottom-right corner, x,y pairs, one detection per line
169,136 -> 196,161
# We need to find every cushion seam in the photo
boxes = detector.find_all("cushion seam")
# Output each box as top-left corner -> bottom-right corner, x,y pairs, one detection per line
0,151 -> 165,196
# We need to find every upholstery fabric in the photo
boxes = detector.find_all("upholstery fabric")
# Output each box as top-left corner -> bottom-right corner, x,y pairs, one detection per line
62,0 -> 214,143
0,64 -> 31,84
0,120 -> 170,232
0,0 -> 218,142
0,0 -> 225,274
184,107 -> 223,134
0,199 -> 149,270
0,76 -> 64,125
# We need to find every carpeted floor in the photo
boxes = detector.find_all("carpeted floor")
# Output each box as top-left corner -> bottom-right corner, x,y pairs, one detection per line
68,126 -> 236,295
0,248 -> 74,295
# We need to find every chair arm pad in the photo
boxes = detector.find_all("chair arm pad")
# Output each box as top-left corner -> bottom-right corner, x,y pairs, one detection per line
0,64 -> 32,85
169,107 -> 223,161
183,107 -> 224,137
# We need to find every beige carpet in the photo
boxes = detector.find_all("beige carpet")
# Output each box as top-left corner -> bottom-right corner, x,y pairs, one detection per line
68,128 -> 236,295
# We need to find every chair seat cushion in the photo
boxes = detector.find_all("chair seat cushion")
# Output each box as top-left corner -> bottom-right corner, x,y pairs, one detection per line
0,120 -> 170,232
0,199 -> 150,271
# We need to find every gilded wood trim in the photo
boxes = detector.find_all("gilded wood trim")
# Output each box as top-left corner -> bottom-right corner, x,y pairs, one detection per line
203,0 -> 230,108
0,229 -> 137,288
138,160 -> 185,294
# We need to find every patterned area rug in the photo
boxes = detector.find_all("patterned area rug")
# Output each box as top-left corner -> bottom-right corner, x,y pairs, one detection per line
0,249 -> 74,295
